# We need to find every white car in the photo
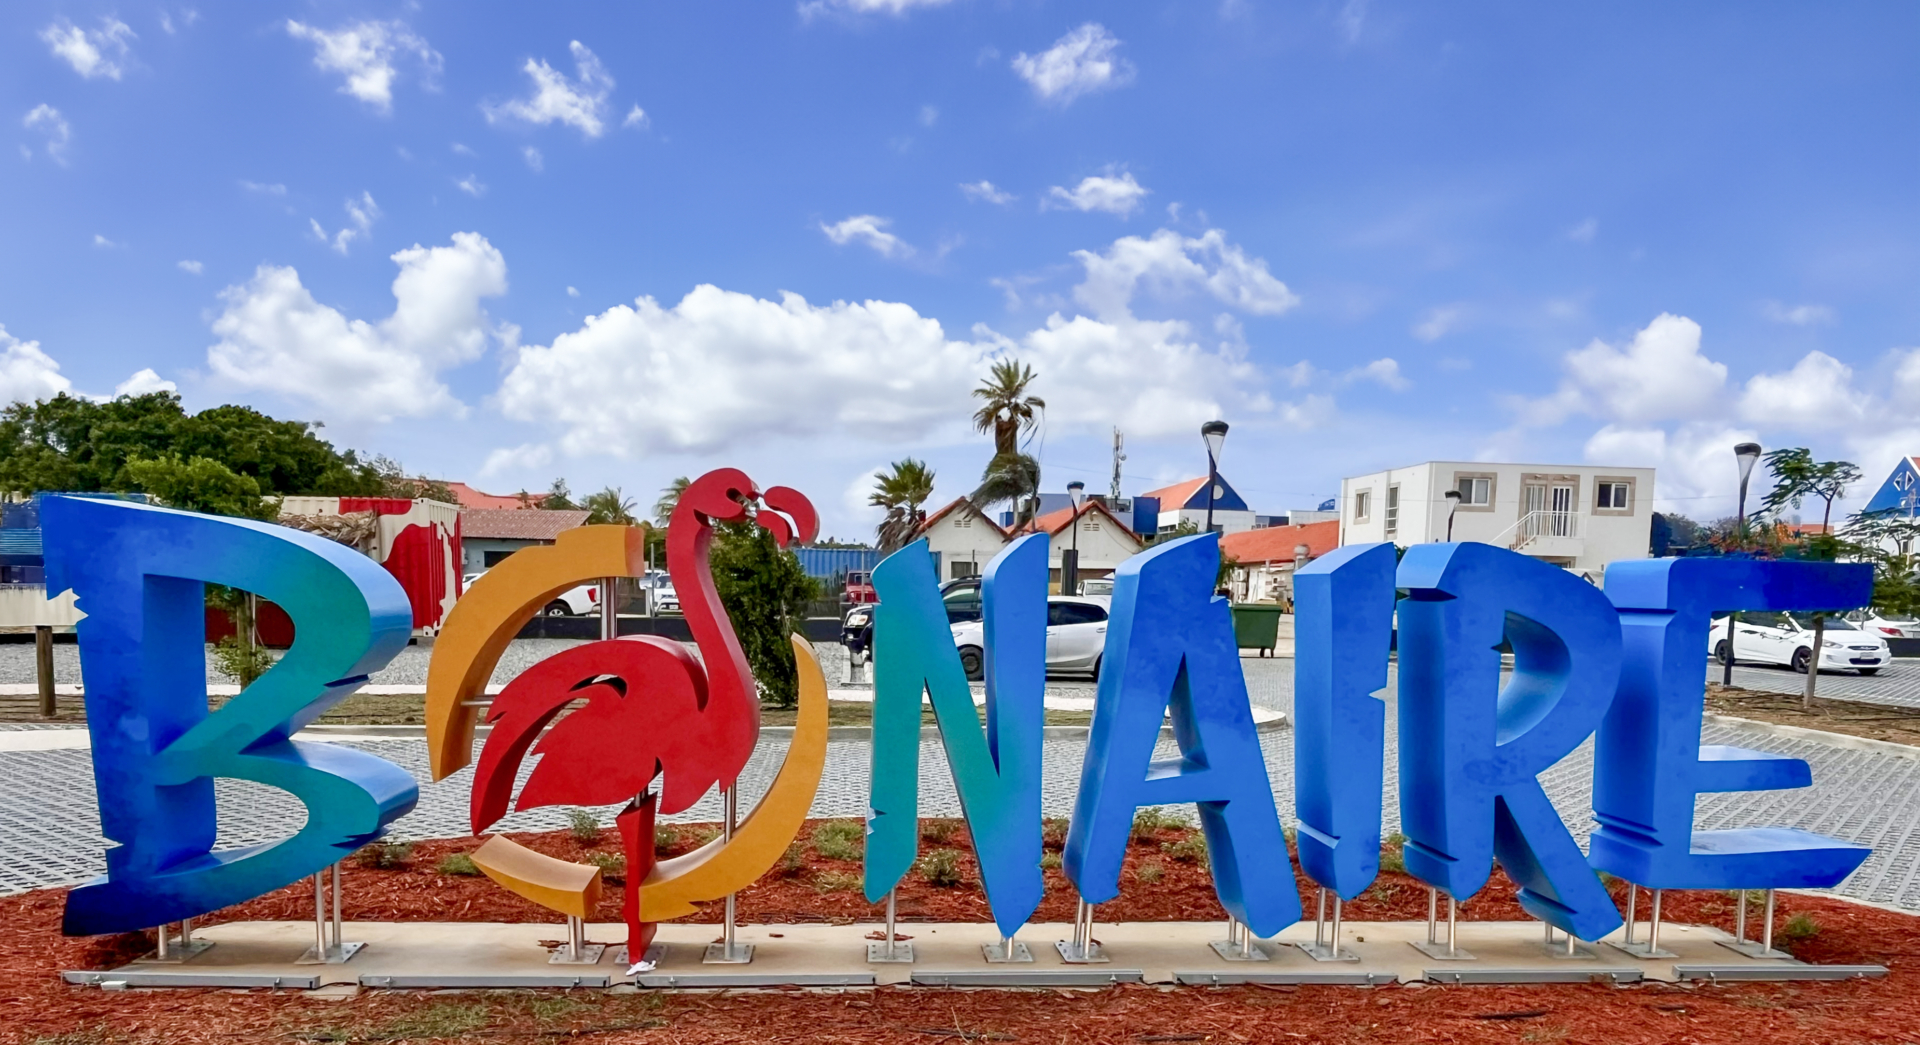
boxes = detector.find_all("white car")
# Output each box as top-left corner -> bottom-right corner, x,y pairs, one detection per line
466,570 -> 627,617
951,595 -> 1111,680
1845,611 -> 1920,640
1708,612 -> 1889,676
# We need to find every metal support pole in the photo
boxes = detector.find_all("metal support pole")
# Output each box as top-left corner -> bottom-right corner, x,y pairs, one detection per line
1648,889 -> 1663,955
1314,887 -> 1326,950
1566,932 -> 1576,957
1448,896 -> 1458,957
886,889 -> 899,960
1426,886 -> 1438,944
331,860 -> 343,951
1734,888 -> 1747,944
35,625 -> 54,717
722,788 -> 737,956
600,577 -> 618,640
705,786 -> 752,963
1762,890 -> 1775,955
568,915 -> 585,961
1624,885 -> 1637,944
1329,896 -> 1343,960
313,872 -> 326,957
156,922 -> 171,961
180,917 -> 193,949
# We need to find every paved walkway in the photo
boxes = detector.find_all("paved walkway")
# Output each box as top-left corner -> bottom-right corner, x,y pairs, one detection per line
3,659 -> 1916,917
1712,659 -> 1920,708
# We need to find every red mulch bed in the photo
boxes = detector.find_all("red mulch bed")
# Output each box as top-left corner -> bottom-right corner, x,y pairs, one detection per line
3,819 -> 1917,1044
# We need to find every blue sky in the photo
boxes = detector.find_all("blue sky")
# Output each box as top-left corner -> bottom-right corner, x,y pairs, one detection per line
4,1 -> 1918,538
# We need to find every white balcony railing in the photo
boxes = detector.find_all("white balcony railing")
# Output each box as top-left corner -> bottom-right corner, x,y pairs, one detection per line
1490,510 -> 1587,552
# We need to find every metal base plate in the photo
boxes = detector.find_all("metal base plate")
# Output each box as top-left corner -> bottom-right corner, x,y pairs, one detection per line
981,939 -> 1032,963
1054,940 -> 1109,964
1718,939 -> 1795,961
1540,941 -> 1599,961
1409,939 -> 1475,961
548,943 -> 607,965
1609,940 -> 1677,959
702,942 -> 755,964
610,943 -> 667,969
295,941 -> 366,965
1295,941 -> 1361,963
867,941 -> 915,963
138,939 -> 215,964
1208,939 -> 1270,962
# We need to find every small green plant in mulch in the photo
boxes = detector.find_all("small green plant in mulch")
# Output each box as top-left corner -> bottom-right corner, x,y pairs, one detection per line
584,851 -> 626,881
919,848 -> 964,887
814,870 -> 863,893
1379,832 -> 1407,875
1780,912 -> 1820,946
354,840 -> 413,870
1131,808 -> 1179,841
1282,824 -> 1297,846
567,809 -> 603,845
437,852 -> 480,877
1134,861 -> 1165,884
26,1029 -> 124,1045
654,822 -> 680,853
1039,851 -> 1063,871
813,820 -> 865,861
920,818 -> 959,844
683,824 -> 721,847
1162,835 -> 1208,866
778,841 -> 807,877
1042,816 -> 1069,848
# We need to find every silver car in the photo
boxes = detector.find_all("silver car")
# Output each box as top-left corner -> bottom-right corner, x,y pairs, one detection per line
950,595 -> 1111,680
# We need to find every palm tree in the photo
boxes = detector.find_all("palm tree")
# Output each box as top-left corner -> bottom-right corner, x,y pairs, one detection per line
653,477 -> 690,526
870,458 -> 937,552
972,360 -> 1045,457
583,486 -> 638,525
971,451 -> 1042,528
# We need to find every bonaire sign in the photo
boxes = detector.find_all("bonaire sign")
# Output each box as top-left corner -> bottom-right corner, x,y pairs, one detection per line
43,468 -> 1869,956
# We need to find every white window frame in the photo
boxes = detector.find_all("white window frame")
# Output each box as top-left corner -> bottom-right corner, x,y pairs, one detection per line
1385,485 -> 1400,538
1353,489 -> 1371,523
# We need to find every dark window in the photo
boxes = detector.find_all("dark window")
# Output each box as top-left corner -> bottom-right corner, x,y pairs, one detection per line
483,549 -> 516,566
1048,601 -> 1109,626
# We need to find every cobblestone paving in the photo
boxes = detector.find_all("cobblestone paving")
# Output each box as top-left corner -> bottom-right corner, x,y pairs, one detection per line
1709,659 -> 1920,709
4,659 -> 1916,915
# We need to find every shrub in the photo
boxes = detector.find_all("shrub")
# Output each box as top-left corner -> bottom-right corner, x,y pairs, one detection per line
654,823 -> 680,854
1040,851 -> 1063,871
1042,817 -> 1069,848
354,841 -> 413,870
813,821 -> 865,862
919,849 -> 964,887
1781,912 -> 1819,945
778,841 -> 807,877
437,853 -> 480,877
1135,862 -> 1165,884
1162,835 -> 1208,866
1131,808 -> 1177,841
814,871 -> 862,893
584,851 -> 626,881
567,809 -> 602,845
1379,833 -> 1407,875
684,825 -> 721,847
920,819 -> 958,844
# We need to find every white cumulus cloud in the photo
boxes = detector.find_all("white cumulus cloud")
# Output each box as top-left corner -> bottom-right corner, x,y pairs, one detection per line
0,325 -> 74,404
286,20 -> 441,114
1737,351 -> 1869,431
42,18 -> 135,80
177,260 -> 204,275
1515,313 -> 1727,427
484,42 -> 615,138
1347,358 -> 1410,391
960,181 -> 1015,205
623,105 -> 649,130
1069,228 -> 1298,320
114,368 -> 176,396
1012,23 -> 1134,105
207,232 -> 510,422
23,105 -> 71,164
820,215 -> 911,259
309,192 -> 381,255
1044,170 -> 1149,217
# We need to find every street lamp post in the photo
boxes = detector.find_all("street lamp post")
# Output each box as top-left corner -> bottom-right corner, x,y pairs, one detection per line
1724,442 -> 1764,686
1444,489 -> 1462,542
1201,421 -> 1229,534
1065,481 -> 1086,597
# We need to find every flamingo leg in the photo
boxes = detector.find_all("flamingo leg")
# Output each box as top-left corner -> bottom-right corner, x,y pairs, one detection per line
617,797 -> 659,958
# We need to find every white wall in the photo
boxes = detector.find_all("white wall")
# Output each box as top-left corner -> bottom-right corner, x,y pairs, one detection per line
920,507 -> 1010,580
1049,512 -> 1143,573
1159,507 -> 1257,535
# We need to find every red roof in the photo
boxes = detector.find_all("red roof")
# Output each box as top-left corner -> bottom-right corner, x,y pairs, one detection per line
1219,520 -> 1340,565
1016,501 -> 1144,548
461,508 -> 591,541
913,498 -> 1009,539
1137,477 -> 1208,510
445,482 -> 548,510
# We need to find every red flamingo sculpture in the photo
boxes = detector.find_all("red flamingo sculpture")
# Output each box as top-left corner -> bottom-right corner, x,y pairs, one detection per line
469,468 -> 818,952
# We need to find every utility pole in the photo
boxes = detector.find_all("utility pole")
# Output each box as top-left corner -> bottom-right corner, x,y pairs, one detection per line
1110,428 -> 1126,503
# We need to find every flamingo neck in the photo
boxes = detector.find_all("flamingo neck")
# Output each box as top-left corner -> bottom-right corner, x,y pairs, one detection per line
667,515 -> 757,723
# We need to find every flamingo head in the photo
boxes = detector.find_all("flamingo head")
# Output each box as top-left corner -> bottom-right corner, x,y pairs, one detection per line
672,469 -> 819,548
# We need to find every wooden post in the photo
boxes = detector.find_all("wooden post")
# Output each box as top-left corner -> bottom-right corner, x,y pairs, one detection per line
35,624 -> 54,718
1802,613 -> 1825,709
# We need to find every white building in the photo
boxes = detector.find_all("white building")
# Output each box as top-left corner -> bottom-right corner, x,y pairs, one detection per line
913,498 -> 1015,582
1340,461 -> 1656,578
1019,501 -> 1149,588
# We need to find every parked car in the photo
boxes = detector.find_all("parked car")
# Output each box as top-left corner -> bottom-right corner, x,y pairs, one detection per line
1708,612 -> 1889,675
541,582 -> 597,616
941,576 -> 982,624
951,595 -> 1111,680
842,602 -> 875,649
1845,611 -> 1920,640
1079,577 -> 1114,597
844,570 -> 878,606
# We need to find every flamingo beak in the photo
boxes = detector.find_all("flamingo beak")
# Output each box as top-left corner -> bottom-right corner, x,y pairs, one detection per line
761,486 -> 819,548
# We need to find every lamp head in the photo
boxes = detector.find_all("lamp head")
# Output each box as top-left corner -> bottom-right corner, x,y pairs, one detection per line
1067,480 -> 1086,510
1735,441 -> 1763,485
1201,420 -> 1229,465
1444,490 -> 1462,503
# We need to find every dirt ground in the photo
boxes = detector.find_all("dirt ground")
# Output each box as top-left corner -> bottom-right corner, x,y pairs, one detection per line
5,818 -> 1917,1045
1706,682 -> 1920,746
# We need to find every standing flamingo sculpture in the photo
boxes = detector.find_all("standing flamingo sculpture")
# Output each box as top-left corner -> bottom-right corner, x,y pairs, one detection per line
468,468 -> 818,954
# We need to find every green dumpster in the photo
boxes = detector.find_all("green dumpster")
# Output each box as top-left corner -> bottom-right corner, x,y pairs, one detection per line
1230,603 -> 1285,656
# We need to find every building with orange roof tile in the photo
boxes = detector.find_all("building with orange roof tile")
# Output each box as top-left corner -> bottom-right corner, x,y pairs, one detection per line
1219,519 -> 1341,606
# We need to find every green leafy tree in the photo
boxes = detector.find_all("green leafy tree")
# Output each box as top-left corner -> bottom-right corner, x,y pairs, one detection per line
122,454 -> 279,520
172,404 -> 383,495
365,456 -> 458,503
584,486 -> 638,525
653,476 -> 690,526
544,478 -> 577,511
870,458 -> 936,552
1842,508 -> 1920,616
1759,448 -> 1864,533
709,521 -> 818,708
